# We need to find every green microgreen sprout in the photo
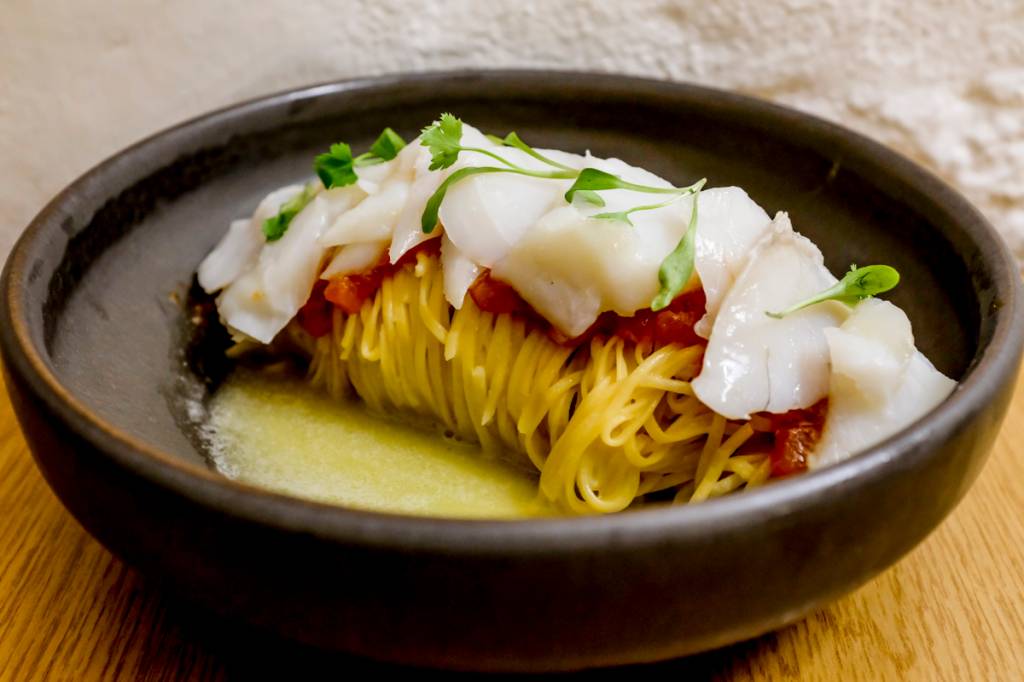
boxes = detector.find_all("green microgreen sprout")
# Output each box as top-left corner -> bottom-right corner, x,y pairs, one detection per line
765,264 -> 901,319
302,115 -> 899,320
572,190 -> 606,207
418,114 -> 713,310
262,183 -> 318,242
650,179 -> 707,311
591,178 -> 707,227
498,131 -> 575,171
564,168 -> 684,203
418,114 -> 577,232
565,169 -> 707,307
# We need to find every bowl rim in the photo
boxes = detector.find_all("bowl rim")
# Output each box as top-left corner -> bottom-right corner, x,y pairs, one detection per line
3,69 -> 1022,553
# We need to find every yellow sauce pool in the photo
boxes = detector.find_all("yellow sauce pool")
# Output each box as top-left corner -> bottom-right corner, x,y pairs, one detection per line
206,370 -> 550,518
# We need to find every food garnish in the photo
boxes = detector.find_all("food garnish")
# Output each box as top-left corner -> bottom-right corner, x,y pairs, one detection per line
765,264 -> 901,319
314,128 -> 408,190
199,113 -> 956,515
420,114 -> 707,310
261,183 -> 317,242
651,179 -> 706,311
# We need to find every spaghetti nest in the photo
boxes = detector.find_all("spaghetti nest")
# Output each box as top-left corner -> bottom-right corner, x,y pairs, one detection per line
292,251 -> 771,514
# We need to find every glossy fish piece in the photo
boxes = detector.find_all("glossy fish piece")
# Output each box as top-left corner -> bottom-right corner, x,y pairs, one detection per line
216,196 -> 331,343
692,213 -> 847,420
197,184 -> 305,293
813,298 -> 957,467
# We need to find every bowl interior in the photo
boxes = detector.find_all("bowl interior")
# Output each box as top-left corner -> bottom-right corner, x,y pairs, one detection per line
8,72 -> 991,475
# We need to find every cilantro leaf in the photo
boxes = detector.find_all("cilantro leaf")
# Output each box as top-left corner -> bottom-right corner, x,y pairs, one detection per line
314,143 -> 357,189
368,127 -> 406,162
262,184 -> 317,242
765,265 -> 901,319
317,128 -> 406,186
420,113 -> 464,170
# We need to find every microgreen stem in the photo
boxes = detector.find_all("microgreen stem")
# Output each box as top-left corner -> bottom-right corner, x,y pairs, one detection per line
458,146 -> 528,171
765,264 -> 901,319
421,165 -> 576,233
592,179 -> 706,225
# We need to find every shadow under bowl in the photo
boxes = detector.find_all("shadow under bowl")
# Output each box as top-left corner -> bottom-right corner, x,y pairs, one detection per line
2,71 -> 1022,672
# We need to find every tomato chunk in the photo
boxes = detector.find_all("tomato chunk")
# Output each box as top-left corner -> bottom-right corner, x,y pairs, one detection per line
325,270 -> 384,314
758,399 -> 829,477
318,253 -> 708,352
322,240 -> 442,315
297,280 -> 334,338
469,273 -> 708,349
613,288 -> 706,348
468,272 -> 529,315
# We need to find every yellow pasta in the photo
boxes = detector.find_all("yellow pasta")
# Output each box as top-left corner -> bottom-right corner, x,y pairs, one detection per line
291,252 -> 769,514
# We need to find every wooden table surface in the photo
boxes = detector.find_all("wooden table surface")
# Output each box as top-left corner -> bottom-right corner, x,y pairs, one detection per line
1,370 -> 1023,681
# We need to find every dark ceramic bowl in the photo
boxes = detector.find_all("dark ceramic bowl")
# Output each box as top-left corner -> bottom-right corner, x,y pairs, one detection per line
2,71 -> 1021,672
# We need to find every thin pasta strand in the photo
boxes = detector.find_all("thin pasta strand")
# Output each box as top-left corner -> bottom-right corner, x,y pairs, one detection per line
301,256 -> 768,514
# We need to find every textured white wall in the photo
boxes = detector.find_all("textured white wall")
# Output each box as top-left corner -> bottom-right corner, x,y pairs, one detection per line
1,0 -> 1022,261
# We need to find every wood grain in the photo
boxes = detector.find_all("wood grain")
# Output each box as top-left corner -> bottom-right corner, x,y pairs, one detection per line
1,370 -> 1022,681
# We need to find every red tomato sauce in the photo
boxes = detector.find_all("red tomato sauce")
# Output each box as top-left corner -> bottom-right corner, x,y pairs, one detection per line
299,240 -> 441,336
752,399 -> 829,477
303,247 -> 708,351
468,271 -> 707,349
608,289 -> 705,348
296,280 -> 334,338
467,272 -> 533,317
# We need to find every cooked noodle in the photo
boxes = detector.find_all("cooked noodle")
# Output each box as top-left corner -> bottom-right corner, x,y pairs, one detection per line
290,251 -> 770,514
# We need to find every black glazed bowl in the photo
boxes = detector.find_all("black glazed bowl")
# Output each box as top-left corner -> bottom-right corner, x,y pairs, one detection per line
2,71 -> 1021,672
